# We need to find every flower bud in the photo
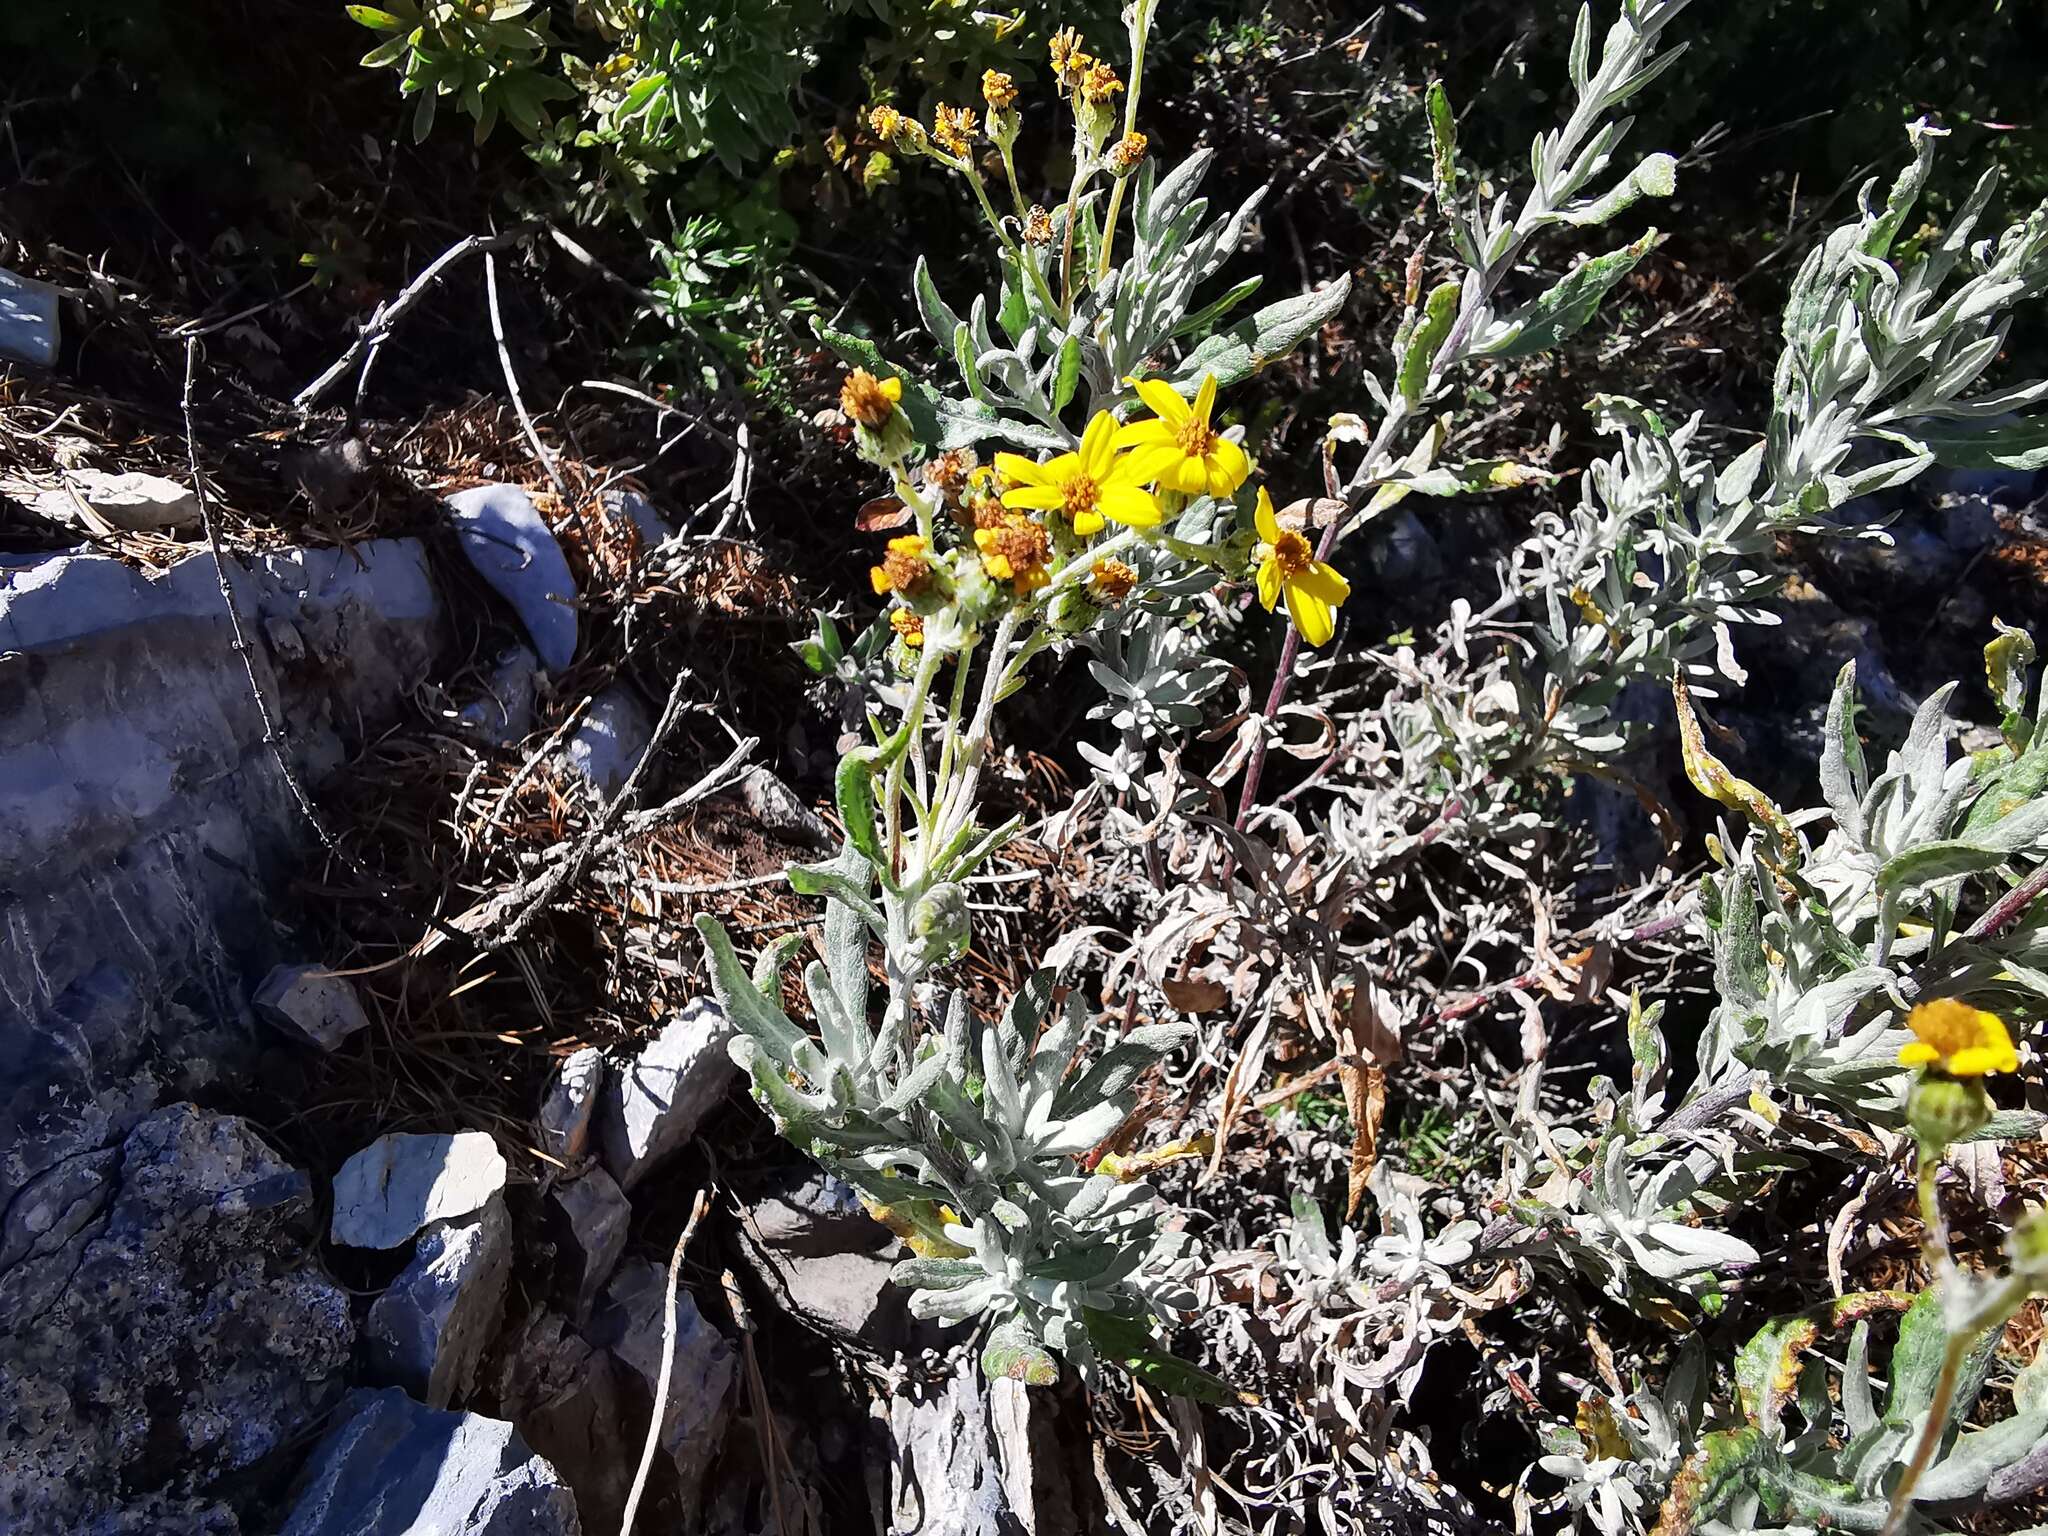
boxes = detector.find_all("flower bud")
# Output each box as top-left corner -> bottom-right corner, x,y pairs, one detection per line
910,882 -> 971,965
1107,131 -> 1148,178
1906,1072 -> 1993,1156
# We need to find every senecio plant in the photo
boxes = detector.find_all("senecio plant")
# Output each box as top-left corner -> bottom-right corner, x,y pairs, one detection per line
690,0 -> 1724,1392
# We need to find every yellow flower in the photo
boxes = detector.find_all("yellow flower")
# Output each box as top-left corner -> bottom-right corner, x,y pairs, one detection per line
889,607 -> 925,647
981,70 -> 1017,110
973,511 -> 1052,591
1114,373 -> 1252,497
1089,557 -> 1137,603
1079,61 -> 1123,105
869,534 -> 932,596
840,368 -> 902,428
1048,27 -> 1086,88
1253,488 -> 1348,647
932,104 -> 978,158
994,411 -> 1160,535
1898,999 -> 2020,1077
1107,130 -> 1149,176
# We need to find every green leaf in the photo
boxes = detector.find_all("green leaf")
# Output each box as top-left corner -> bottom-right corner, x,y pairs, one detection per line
1912,414 -> 2048,472
981,1316 -> 1060,1385
1082,1308 -> 1240,1404
1397,280 -> 1461,404
1052,334 -> 1083,415
1877,840 -> 2014,897
785,859 -> 884,932
695,914 -> 809,1063
1171,275 -> 1352,391
359,34 -> 411,68
912,255 -> 961,344
1480,230 -> 1661,359
834,752 -> 884,869
345,4 -> 405,28
1425,81 -> 1458,213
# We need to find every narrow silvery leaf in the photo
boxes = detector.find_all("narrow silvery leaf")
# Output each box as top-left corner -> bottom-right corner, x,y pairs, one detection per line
1819,662 -> 1870,845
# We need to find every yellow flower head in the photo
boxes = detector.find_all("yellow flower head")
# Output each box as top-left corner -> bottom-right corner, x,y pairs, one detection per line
869,533 -> 932,596
923,447 -> 976,501
1089,557 -> 1138,604
973,511 -> 1052,591
1898,999 -> 2020,1077
889,607 -> 926,647
1107,131 -> 1149,176
1079,61 -> 1124,106
932,104 -> 978,158
1048,28 -> 1086,88
994,411 -> 1161,536
1022,205 -> 1055,246
981,70 -> 1018,111
869,104 -> 905,141
1253,488 -> 1349,647
840,368 -> 902,429
1114,373 -> 1252,497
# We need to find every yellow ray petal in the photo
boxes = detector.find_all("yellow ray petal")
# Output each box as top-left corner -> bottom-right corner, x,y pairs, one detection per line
1078,412 -> 1118,478
1098,482 -> 1162,527
1254,486 -> 1280,542
1072,509 -> 1105,535
1295,560 -> 1350,606
1897,1040 -> 1940,1066
1112,419 -> 1177,449
1191,372 -> 1217,426
1128,375 -> 1191,426
1002,485 -> 1065,511
1287,581 -> 1335,646
1255,556 -> 1282,612
1119,443 -> 1184,485
1205,437 -> 1251,496
994,451 -> 1051,486
1172,455 -> 1210,494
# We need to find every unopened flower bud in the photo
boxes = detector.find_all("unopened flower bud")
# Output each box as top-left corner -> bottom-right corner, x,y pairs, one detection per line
1907,1073 -> 1994,1156
910,882 -> 971,964
1107,131 -> 1148,177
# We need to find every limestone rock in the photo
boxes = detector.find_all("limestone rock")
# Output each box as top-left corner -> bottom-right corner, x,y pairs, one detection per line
741,1239 -> 905,1349
332,1131 -> 508,1250
488,1311 -> 632,1534
0,1105 -> 353,1534
562,685 -> 653,798
743,1165 -> 889,1257
603,486 -> 675,550
869,1354 -> 1075,1536
446,484 -> 578,672
256,963 -> 372,1051
547,1165 -> 631,1320
279,1387 -> 580,1536
0,265 -> 59,368
731,764 -> 832,847
597,999 -> 734,1190
367,1194 -> 514,1409
68,469 -> 202,531
540,1046 -> 607,1163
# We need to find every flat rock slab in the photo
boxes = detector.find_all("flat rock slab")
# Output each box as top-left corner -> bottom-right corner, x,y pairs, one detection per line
746,1165 -> 891,1257
257,962 -> 373,1051
548,1165 -> 630,1320
367,1194 -> 514,1409
589,1258 -> 735,1512
332,1131 -> 508,1250
445,484 -> 578,672
597,999 -> 734,1191
68,469 -> 202,531
0,266 -> 58,367
280,1387 -> 581,1536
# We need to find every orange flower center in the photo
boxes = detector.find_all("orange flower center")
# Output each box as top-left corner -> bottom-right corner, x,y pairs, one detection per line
1271,530 -> 1313,578
1174,418 -> 1216,458
1061,472 -> 1101,522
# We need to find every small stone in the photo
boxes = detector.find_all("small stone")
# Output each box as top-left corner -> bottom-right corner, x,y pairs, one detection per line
602,487 -> 675,550
562,685 -> 653,798
488,1311 -> 631,1531
745,1166 -> 890,1257
540,1047 -> 606,1163
265,614 -> 308,663
255,963 -> 372,1052
279,1387 -> 581,1536
597,1000 -> 734,1191
446,484 -> 579,672
1939,495 -> 2000,555
458,645 -> 540,747
589,1258 -> 735,1511
68,469 -> 202,531
332,1131 -> 508,1250
732,764 -> 832,847
0,266 -> 59,368
367,1193 -> 514,1409
290,435 -> 373,511
548,1166 -> 630,1320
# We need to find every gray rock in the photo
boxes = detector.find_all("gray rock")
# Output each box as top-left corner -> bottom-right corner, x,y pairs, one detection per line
446,484 -> 578,672
458,645 -> 540,746
289,435 -> 373,511
745,1165 -> 889,1257
67,469 -> 202,531
0,265 -> 59,368
548,1166 -> 631,1319
603,487 -> 675,550
741,1239 -> 905,1349
562,685 -> 653,798
367,1194 -> 514,1409
589,1258 -> 736,1514
869,1355 -> 1075,1536
541,1046 -> 607,1163
597,999 -> 734,1191
731,764 -> 832,847
279,1387 -> 580,1536
332,1132 -> 508,1250
488,1311 -> 632,1534
0,1105 -> 353,1534
256,963 -> 373,1051
1938,495 -> 2001,555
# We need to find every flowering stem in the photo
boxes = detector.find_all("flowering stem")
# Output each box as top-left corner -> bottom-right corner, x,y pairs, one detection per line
1093,0 -> 1157,283
1058,157 -> 1092,312
962,157 -> 1065,323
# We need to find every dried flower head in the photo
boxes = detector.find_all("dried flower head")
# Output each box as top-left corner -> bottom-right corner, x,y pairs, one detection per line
1023,205 -> 1055,246
932,104 -> 978,158
974,511 -> 1052,591
869,533 -> 933,596
889,607 -> 926,647
840,368 -> 903,429
1048,28 -> 1086,88
924,447 -> 977,501
868,104 -> 907,143
960,465 -> 1007,529
1107,131 -> 1148,175
981,70 -> 1017,111
1079,61 -> 1124,106
1089,557 -> 1138,604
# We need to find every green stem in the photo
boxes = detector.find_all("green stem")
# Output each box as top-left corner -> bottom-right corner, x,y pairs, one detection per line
882,644 -> 943,884
1058,155 -> 1092,312
965,158 -> 1064,321
1094,0 -> 1157,282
